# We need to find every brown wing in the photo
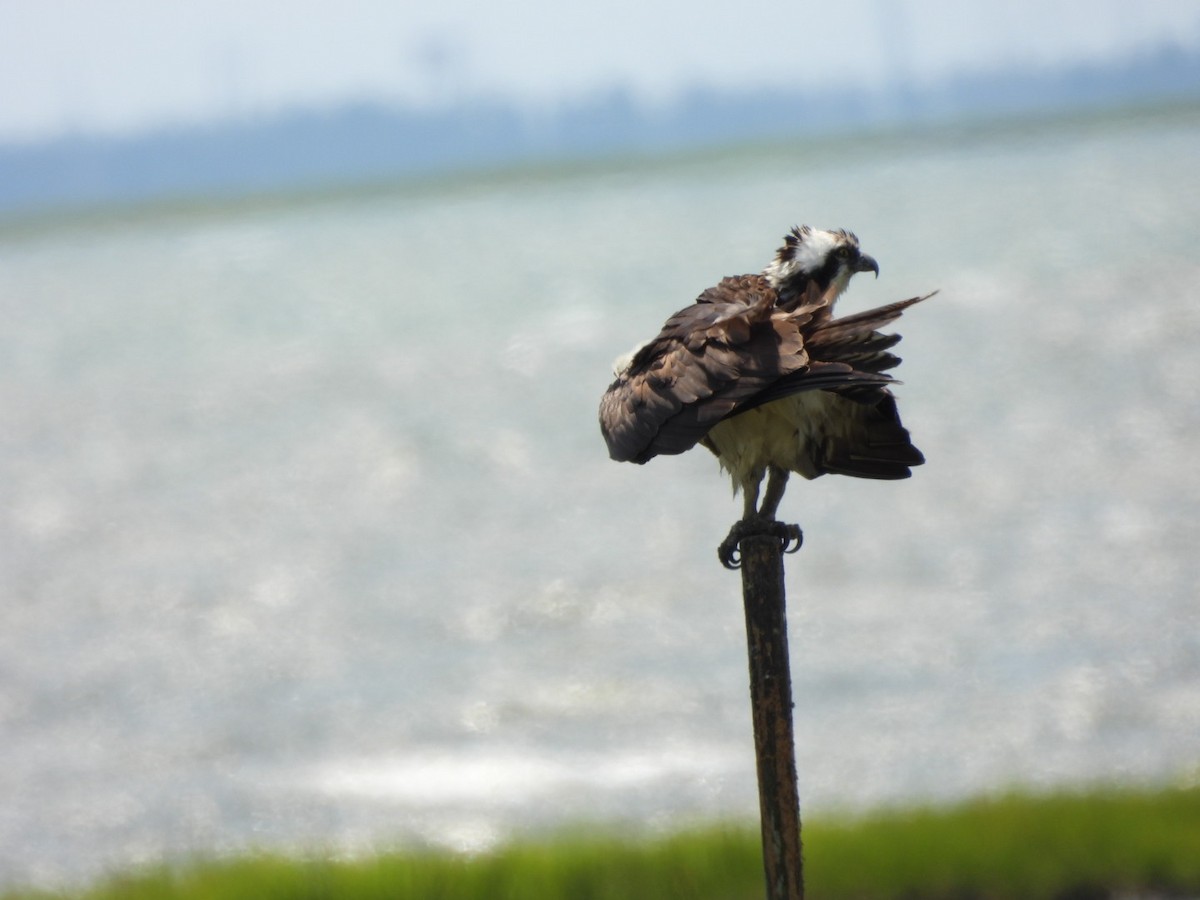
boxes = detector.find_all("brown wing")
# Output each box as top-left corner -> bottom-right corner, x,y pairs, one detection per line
797,292 -> 937,479
806,292 -> 935,376
798,392 -> 926,479
598,277 -> 889,464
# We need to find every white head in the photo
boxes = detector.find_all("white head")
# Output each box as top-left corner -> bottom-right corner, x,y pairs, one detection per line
761,225 -> 879,297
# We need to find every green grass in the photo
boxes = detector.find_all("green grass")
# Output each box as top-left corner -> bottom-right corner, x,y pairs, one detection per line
8,784 -> 1199,900
806,784 -> 1200,899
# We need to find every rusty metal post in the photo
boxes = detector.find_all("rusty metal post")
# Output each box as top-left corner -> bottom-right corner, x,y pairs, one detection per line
738,532 -> 804,900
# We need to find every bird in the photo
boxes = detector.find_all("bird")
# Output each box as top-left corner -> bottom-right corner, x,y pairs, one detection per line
598,225 -> 933,568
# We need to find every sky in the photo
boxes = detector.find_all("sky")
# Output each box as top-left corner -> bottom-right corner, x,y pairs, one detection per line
1,0 -> 1198,144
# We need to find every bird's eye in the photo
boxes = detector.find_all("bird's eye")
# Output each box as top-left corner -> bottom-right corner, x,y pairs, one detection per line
835,247 -> 853,260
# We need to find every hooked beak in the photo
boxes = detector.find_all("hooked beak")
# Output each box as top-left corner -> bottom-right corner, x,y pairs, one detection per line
855,253 -> 880,278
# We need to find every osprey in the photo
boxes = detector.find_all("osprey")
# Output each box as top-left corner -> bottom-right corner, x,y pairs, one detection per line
598,226 -> 933,568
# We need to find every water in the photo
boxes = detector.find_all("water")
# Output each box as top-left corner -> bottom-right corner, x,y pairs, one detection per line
2,106 -> 1199,888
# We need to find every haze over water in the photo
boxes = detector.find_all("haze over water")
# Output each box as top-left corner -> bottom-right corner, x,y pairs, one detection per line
1,104 -> 1198,888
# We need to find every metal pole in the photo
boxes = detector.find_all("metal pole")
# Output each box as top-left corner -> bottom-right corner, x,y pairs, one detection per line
738,532 -> 804,900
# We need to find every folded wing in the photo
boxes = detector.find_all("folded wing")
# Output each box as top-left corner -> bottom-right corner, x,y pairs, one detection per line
599,279 -> 929,466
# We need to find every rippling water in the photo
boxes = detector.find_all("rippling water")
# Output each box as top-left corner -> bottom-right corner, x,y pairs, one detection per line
2,105 -> 1199,888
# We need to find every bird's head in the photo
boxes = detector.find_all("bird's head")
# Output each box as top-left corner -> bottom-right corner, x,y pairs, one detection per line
762,225 -> 879,300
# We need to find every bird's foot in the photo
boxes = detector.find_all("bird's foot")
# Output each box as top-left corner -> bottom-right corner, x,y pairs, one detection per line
718,518 -> 803,570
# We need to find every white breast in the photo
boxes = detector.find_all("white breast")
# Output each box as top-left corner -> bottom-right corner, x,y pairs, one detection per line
704,394 -> 832,489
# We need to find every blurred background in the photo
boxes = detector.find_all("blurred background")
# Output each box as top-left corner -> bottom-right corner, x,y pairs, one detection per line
1,0 -> 1199,891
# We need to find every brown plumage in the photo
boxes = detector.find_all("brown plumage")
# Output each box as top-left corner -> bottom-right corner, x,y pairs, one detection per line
598,226 -> 933,565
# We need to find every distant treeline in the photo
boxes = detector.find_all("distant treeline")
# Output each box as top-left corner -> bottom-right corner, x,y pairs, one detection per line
2,42 -> 1199,217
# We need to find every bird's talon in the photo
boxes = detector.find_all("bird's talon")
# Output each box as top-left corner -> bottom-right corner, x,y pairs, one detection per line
718,519 -> 802,569
781,524 -> 803,554
718,537 -> 744,570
